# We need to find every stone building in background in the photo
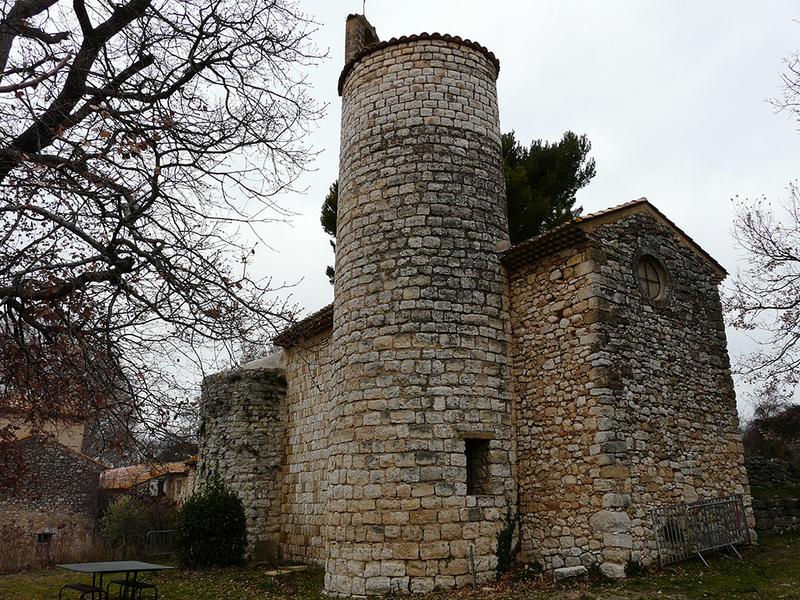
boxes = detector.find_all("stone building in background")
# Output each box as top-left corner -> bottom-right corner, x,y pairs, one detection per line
198,14 -> 754,596
0,426 -> 106,572
100,457 -> 196,504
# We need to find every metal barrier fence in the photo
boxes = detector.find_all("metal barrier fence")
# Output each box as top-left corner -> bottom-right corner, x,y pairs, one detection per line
651,495 -> 749,566
145,529 -> 176,557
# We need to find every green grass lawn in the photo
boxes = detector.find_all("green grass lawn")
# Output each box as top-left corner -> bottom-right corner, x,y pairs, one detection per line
2,531 -> 799,600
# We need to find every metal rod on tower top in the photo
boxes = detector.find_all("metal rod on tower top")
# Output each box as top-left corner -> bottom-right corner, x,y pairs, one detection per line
362,0 -> 366,15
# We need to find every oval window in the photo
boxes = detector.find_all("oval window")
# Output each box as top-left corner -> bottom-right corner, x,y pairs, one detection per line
637,255 -> 666,301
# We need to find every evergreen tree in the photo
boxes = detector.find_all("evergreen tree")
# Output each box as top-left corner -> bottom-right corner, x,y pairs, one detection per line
502,131 -> 596,244
321,181 -> 338,285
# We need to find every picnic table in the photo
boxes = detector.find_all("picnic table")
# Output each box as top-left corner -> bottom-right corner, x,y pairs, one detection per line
57,560 -> 174,599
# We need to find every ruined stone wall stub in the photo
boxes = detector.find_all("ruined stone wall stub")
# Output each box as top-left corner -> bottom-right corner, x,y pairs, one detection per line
281,330 -> 334,564
589,213 -> 755,574
328,37 -> 514,596
197,367 -> 287,561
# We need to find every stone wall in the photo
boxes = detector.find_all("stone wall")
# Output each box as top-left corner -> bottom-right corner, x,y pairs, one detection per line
328,34 -> 514,596
197,366 -> 287,561
508,244 -> 606,572
0,436 -> 104,572
508,212 -> 753,578
751,497 -> 800,535
745,456 -> 800,489
744,456 -> 800,535
281,330 -> 334,563
590,212 -> 754,571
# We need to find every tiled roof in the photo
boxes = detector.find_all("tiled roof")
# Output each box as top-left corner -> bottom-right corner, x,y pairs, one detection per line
339,32 -> 500,95
273,303 -> 334,348
502,198 -> 727,278
575,198 -> 650,222
501,220 -> 590,271
100,461 -> 189,490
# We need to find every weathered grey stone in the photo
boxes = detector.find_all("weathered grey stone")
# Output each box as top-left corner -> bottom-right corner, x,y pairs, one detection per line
590,510 -> 632,534
600,562 -> 626,580
196,367 -> 288,561
553,566 -> 588,582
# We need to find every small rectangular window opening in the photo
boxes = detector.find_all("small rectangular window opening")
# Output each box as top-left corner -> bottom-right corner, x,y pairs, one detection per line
36,531 -> 53,544
464,438 -> 491,496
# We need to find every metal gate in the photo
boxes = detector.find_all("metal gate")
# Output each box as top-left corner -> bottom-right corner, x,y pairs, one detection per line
145,529 -> 176,557
651,495 -> 749,566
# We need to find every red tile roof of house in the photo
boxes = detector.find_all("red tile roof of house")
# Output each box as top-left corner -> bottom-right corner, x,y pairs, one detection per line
100,461 -> 189,490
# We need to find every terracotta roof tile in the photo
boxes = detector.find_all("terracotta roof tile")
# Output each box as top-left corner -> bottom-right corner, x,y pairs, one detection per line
100,461 -> 188,490
273,303 -> 333,348
501,221 -> 590,271
339,32 -> 500,96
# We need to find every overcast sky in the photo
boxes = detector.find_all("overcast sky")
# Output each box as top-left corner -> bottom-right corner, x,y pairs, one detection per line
248,1 -> 800,418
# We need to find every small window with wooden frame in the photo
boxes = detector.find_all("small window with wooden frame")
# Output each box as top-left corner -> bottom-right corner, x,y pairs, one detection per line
36,531 -> 53,544
464,438 -> 491,496
637,254 -> 668,303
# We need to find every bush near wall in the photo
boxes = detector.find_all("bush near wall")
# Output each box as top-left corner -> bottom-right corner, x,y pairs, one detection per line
175,472 -> 246,568
100,496 -> 150,559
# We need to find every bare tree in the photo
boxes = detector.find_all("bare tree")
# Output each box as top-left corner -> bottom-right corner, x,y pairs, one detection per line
0,0 -> 321,467
776,47 -> 800,132
725,186 -> 800,399
724,40 -> 800,408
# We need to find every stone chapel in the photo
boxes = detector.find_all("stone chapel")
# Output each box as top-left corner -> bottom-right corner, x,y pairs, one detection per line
197,14 -> 754,597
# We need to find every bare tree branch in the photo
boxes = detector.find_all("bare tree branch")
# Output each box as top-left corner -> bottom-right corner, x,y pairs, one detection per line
0,0 -> 323,470
0,51 -> 70,92
724,183 -> 800,396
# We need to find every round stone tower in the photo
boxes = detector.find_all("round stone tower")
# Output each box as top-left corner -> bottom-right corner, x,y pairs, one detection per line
325,15 -> 515,596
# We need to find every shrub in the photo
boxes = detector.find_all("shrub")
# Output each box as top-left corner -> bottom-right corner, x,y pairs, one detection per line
496,506 -> 521,577
100,496 -> 149,559
143,496 -> 178,531
175,471 -> 246,567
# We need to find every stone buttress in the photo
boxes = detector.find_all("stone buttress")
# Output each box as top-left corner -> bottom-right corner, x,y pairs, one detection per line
197,364 -> 287,562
